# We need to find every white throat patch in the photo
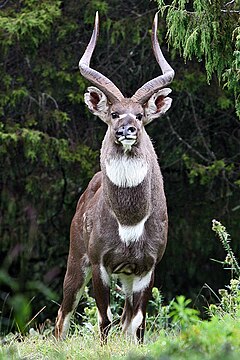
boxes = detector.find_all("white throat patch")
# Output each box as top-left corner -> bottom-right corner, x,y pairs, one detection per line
105,156 -> 148,188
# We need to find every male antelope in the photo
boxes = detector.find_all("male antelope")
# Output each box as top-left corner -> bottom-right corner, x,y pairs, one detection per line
55,11 -> 174,344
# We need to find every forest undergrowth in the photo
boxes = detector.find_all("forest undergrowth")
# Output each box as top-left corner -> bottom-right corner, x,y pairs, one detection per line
0,220 -> 240,359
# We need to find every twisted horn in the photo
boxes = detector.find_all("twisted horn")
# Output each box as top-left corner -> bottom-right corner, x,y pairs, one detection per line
131,12 -> 175,104
79,12 -> 124,104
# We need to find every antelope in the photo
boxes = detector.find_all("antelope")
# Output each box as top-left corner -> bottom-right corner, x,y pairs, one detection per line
55,11 -> 174,344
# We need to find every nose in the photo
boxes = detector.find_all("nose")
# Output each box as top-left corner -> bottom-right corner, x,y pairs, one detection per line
115,124 -> 137,138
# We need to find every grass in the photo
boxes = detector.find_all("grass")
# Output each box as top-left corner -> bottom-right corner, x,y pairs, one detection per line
1,312 -> 240,360
1,329 -> 149,360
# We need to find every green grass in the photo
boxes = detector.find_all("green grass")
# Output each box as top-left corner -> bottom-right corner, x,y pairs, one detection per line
1,313 -> 240,360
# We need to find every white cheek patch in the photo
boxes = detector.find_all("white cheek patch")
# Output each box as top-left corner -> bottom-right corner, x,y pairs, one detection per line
105,157 -> 148,188
118,215 -> 148,244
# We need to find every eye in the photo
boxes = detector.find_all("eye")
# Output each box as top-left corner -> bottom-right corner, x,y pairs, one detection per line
111,112 -> 120,119
136,113 -> 143,121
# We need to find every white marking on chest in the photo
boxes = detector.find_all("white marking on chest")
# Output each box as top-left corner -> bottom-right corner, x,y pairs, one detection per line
105,157 -> 148,188
118,215 -> 148,244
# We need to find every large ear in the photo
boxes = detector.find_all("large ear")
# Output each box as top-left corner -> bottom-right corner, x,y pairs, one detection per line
144,88 -> 172,125
84,86 -> 110,122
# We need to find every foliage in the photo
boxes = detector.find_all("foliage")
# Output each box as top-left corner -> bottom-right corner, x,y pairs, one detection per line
157,0 -> 240,118
153,0 -> 240,302
168,295 -> 200,329
209,220 -> 240,317
182,156 -> 236,186
212,219 -> 240,277
147,287 -> 172,332
0,253 -> 57,334
149,314 -> 240,360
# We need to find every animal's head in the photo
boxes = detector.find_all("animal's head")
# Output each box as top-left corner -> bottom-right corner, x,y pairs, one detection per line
79,12 -> 174,152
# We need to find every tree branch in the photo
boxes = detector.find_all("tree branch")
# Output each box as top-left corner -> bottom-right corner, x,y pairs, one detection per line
167,116 -> 210,163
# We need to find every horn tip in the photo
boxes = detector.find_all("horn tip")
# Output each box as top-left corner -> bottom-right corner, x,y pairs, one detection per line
95,11 -> 99,27
152,12 -> 158,36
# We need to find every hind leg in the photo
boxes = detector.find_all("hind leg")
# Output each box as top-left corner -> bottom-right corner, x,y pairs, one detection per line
55,256 -> 91,339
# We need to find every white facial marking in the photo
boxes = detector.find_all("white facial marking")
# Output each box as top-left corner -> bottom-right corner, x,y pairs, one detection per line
105,156 -> 148,188
100,264 -> 110,286
118,113 -> 138,120
118,215 -> 148,244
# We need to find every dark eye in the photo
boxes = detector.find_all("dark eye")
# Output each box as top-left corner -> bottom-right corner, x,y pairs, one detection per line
111,112 -> 120,119
136,113 -> 143,121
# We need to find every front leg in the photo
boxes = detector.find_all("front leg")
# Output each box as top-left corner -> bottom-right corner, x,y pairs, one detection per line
134,271 -> 154,343
92,264 -> 112,344
120,270 -> 154,343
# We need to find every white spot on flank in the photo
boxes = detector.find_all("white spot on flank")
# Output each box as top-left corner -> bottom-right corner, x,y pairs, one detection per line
118,215 -> 148,245
105,157 -> 148,188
